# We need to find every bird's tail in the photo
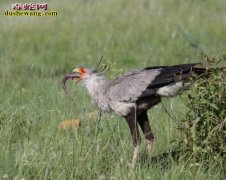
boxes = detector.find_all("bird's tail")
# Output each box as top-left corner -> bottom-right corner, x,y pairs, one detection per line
190,66 -> 208,80
191,65 -> 225,80
154,64 -> 224,97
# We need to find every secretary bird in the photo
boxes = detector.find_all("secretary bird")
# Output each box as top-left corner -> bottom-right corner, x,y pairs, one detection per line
62,63 -> 207,167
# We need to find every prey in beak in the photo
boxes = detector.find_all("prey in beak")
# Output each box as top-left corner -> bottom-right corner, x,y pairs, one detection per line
62,70 -> 81,95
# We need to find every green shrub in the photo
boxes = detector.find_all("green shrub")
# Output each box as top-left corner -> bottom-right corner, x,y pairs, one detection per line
177,61 -> 226,170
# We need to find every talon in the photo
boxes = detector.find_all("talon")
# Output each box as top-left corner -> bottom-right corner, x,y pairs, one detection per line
131,145 -> 139,168
147,141 -> 153,154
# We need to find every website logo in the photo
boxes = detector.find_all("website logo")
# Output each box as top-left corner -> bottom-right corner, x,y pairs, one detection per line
5,3 -> 57,17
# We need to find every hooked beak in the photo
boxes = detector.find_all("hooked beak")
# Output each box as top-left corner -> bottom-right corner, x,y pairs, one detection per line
62,72 -> 81,95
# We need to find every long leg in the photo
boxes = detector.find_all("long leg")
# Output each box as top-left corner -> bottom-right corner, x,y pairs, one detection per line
137,111 -> 154,153
124,109 -> 140,168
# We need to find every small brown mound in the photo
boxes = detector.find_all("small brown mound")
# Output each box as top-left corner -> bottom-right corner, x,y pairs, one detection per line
58,119 -> 80,129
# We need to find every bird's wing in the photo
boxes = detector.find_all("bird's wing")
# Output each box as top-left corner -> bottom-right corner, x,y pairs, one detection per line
107,63 -> 203,102
107,67 -> 162,102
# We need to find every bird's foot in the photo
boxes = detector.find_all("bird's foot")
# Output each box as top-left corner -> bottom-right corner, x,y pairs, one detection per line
147,141 -> 153,154
129,145 -> 139,169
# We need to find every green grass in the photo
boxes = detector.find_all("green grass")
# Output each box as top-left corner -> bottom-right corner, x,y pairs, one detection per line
0,0 -> 225,179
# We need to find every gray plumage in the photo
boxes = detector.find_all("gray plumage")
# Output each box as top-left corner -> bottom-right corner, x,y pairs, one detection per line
68,63 -> 203,116
107,69 -> 160,102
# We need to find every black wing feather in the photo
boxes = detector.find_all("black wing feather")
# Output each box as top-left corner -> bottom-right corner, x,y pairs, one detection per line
147,63 -> 204,89
137,63 -> 206,99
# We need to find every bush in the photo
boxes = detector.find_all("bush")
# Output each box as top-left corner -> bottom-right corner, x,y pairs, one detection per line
177,61 -> 226,170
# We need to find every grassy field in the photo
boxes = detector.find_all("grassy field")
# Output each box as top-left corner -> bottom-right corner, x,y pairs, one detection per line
0,0 -> 225,179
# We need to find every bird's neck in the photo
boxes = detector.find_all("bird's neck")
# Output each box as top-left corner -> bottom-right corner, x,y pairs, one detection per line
82,74 -> 111,112
83,74 -> 109,95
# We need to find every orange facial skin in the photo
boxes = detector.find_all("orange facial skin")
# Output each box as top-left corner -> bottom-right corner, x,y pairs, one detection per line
72,67 -> 87,80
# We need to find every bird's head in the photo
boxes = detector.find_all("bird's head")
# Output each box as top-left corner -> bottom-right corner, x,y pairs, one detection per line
62,67 -> 92,95
72,67 -> 92,80
62,62 -> 107,95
